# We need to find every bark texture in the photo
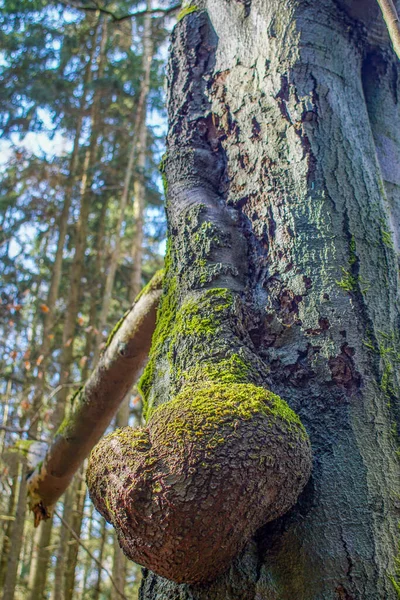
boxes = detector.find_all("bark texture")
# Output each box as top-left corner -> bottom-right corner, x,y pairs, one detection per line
87,1 -> 312,587
137,1 -> 400,599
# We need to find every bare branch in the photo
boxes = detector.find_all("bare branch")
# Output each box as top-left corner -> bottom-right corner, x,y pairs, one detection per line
27,271 -> 163,524
54,509 -> 128,600
377,0 -> 400,59
58,0 -> 181,22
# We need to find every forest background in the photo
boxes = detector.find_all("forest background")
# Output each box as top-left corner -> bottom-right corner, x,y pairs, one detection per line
0,1 -> 176,598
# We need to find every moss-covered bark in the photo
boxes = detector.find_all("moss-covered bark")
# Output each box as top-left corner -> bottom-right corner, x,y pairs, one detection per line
136,1 -> 400,599
87,4 -> 311,588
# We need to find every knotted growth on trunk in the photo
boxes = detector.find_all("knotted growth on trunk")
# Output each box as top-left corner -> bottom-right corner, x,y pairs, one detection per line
87,10 -> 312,584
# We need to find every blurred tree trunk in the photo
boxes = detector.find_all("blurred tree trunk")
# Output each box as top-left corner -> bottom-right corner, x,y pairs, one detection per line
110,398 -> 130,600
95,0 -> 154,359
56,16 -> 109,419
129,2 -> 154,300
138,2 -> 400,599
64,469 -> 87,600
92,517 -> 107,600
0,460 -> 18,588
2,460 -> 27,600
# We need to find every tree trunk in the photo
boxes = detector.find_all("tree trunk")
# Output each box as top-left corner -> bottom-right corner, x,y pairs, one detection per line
28,518 -> 53,600
64,470 -> 87,600
2,460 -> 27,600
110,398 -> 130,600
30,15 -> 101,428
137,2 -> 400,599
95,0 -> 154,357
91,517 -> 107,600
56,16 -> 109,420
129,2 -> 154,300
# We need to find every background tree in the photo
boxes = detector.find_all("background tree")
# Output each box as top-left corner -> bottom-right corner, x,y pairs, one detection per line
0,1 -> 171,597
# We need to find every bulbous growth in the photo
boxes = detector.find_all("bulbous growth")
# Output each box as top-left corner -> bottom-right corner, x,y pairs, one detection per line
87,382 -> 312,584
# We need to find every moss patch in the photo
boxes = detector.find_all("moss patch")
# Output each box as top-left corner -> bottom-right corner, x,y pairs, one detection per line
177,5 -> 198,21
151,382 -> 307,447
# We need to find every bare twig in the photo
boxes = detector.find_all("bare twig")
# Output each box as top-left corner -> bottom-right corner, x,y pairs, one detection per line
377,0 -> 400,59
58,0 -> 181,22
54,509 -> 128,600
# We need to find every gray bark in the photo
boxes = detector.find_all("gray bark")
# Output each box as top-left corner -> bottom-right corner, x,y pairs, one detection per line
138,2 -> 400,599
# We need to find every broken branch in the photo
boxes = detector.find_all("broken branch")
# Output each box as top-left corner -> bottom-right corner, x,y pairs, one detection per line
27,271 -> 163,525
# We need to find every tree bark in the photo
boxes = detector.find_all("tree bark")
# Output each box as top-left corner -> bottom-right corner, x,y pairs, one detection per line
138,2 -> 400,599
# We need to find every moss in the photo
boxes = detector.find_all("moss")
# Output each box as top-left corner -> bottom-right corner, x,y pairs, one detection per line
105,310 -> 130,350
138,284 -> 236,420
56,416 -> 71,436
336,235 -> 369,294
380,218 -> 394,249
134,269 -> 164,303
177,5 -> 198,21
138,268 -> 178,418
159,153 -> 168,196
150,382 -> 307,447
336,268 -> 358,292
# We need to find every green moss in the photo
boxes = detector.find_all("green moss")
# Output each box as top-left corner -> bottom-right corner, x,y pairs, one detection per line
105,310 -> 130,350
336,268 -> 358,292
177,5 -> 198,21
56,416 -> 71,436
159,153 -> 168,196
134,269 -> 164,303
151,383 -> 307,446
182,355 -> 255,385
336,235 -> 369,294
380,218 -> 394,249
138,284 -> 236,420
138,263 -> 177,419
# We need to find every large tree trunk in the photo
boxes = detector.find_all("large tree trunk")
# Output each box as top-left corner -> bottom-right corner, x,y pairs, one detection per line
136,2 -> 400,599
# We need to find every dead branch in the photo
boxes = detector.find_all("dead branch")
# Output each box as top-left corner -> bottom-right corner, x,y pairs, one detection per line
27,271 -> 163,524
377,0 -> 400,59
58,0 -> 181,23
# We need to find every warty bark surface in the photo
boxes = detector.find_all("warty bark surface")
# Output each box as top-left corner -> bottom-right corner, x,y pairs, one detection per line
139,1 -> 400,599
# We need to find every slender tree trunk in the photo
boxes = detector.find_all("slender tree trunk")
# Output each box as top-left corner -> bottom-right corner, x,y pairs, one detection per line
137,3 -> 400,599
56,16 -> 109,421
64,470 -> 87,600
30,16 -> 101,428
28,518 -> 53,600
27,23 -> 104,600
110,399 -> 130,600
0,461 -> 17,588
2,460 -> 27,600
129,2 -> 154,300
95,1 -> 154,359
91,517 -> 107,600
